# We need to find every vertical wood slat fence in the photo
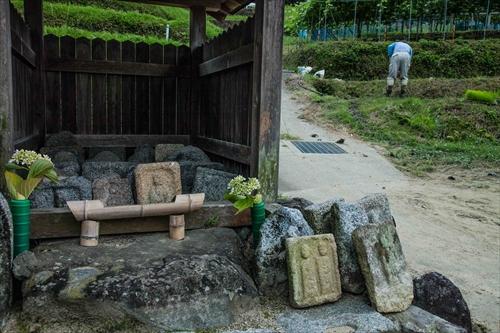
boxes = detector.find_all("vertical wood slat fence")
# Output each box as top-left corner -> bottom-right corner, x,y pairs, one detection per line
9,3 -> 40,149
194,18 -> 255,175
44,36 -> 192,136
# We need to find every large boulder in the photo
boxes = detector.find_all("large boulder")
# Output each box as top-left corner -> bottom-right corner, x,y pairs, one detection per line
179,161 -> 224,193
413,272 -> 472,333
30,180 -> 55,209
276,197 -> 314,217
12,251 -> 39,280
91,151 -> 122,162
82,161 -> 136,181
386,305 -> 467,333
255,207 -> 313,296
92,175 -> 134,206
134,162 -> 182,204
352,223 -> 413,313
128,144 -> 155,163
53,151 -> 79,164
303,198 -> 345,234
331,201 -> 370,294
192,167 -> 237,201
277,294 -> 400,333
45,131 -> 78,147
166,145 -> 211,163
21,229 -> 257,331
53,151 -> 80,177
0,193 -> 12,324
155,144 -> 184,162
357,193 -> 395,226
52,176 -> 92,207
40,145 -> 84,162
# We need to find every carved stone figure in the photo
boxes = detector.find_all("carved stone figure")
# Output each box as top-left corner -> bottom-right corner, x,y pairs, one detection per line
286,234 -> 342,308
134,162 -> 182,204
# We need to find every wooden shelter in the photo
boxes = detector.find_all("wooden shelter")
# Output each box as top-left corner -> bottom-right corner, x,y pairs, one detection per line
0,0 -> 284,200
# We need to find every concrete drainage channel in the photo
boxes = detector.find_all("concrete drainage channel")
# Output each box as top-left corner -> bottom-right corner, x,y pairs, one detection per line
291,141 -> 347,154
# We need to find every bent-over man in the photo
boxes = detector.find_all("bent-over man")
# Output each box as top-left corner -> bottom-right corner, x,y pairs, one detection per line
386,41 -> 413,96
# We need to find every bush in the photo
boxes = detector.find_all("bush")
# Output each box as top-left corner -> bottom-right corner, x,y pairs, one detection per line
284,39 -> 500,80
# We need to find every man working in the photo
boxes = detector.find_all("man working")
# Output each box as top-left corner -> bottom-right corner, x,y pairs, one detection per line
386,40 -> 413,96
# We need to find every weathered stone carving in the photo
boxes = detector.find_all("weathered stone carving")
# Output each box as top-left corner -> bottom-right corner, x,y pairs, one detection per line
286,234 -> 342,308
134,162 -> 182,204
353,223 -> 413,313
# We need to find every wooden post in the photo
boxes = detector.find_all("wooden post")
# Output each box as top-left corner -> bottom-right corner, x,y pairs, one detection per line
24,0 -> 46,145
0,0 -> 15,190
189,6 -> 205,142
190,6 -> 206,50
251,0 -> 285,202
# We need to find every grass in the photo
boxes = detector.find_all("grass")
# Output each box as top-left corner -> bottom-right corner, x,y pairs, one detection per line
465,90 -> 498,104
306,79 -> 500,175
12,0 -> 223,45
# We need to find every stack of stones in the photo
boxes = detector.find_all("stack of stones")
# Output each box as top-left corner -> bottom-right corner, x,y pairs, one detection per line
30,132 -> 238,208
255,194 -> 472,333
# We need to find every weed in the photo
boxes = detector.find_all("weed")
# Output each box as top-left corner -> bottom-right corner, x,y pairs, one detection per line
280,133 -> 301,140
204,215 -> 220,228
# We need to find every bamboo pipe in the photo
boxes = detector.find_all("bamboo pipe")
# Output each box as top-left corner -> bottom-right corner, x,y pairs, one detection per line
67,193 -> 205,222
169,215 -> 185,240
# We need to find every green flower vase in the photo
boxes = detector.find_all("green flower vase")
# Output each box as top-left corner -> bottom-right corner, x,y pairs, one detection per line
251,200 -> 266,246
9,199 -> 31,257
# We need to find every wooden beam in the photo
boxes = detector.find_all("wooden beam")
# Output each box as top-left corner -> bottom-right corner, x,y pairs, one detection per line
120,0 -> 221,11
194,136 -> 251,165
14,133 -> 43,150
10,31 -> 36,68
45,59 -> 189,77
250,0 -> 285,201
71,134 -> 191,147
190,6 -> 207,50
0,0 -> 15,190
199,43 -> 253,77
24,0 -> 45,145
30,202 -> 250,239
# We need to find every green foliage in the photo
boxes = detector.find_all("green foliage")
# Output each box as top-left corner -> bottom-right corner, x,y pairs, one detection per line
12,0 -> 222,45
465,90 -> 498,104
284,39 -> 500,80
5,151 -> 58,200
311,87 -> 500,174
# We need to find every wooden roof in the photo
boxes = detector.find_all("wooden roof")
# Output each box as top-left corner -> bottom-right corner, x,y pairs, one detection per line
122,0 -> 252,19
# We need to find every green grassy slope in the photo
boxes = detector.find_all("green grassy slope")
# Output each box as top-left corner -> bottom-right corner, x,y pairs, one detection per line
12,0 -> 224,45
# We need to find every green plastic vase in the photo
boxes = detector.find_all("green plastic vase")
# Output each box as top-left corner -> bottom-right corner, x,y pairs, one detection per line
9,199 -> 31,257
251,200 -> 266,245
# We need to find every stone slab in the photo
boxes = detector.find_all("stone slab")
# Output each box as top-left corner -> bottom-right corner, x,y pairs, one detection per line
30,180 -> 55,209
134,162 -> 182,204
357,193 -> 395,226
277,294 -> 400,333
179,161 -> 224,193
128,144 -> 155,163
88,147 -> 126,161
353,223 -> 413,313
386,305 -> 467,333
286,234 -> 342,308
82,161 -> 136,181
52,176 -> 92,208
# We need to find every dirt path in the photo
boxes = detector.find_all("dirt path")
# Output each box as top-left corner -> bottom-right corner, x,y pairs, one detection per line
279,81 -> 500,331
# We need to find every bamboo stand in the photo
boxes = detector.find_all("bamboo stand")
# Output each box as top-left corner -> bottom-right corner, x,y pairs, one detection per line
169,215 -> 185,240
67,194 -> 205,247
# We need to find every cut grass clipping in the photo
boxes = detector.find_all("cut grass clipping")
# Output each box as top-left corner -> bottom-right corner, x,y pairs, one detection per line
465,90 -> 498,104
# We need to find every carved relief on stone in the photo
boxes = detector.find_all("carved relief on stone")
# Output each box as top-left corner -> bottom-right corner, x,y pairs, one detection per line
286,234 -> 342,308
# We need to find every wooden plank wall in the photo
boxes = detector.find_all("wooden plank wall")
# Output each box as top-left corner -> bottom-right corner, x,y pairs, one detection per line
44,36 -> 192,135
195,18 -> 255,175
9,4 -> 39,149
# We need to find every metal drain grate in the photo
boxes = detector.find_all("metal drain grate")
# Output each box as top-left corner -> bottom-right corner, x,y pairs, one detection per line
291,141 -> 346,154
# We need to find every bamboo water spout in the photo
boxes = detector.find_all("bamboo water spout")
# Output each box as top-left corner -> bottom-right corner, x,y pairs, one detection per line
67,193 -> 205,222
